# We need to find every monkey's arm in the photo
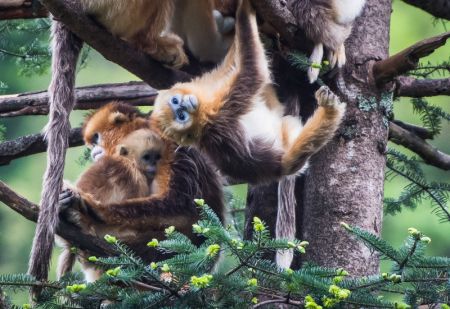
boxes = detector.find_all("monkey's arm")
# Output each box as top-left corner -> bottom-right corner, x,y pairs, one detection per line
59,186 -> 197,230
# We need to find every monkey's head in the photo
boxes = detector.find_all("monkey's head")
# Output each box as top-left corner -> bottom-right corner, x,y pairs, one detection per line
83,102 -> 150,161
115,129 -> 165,180
152,87 -> 206,145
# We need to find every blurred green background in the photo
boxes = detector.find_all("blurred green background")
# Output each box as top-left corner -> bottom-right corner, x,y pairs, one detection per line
0,0 -> 449,303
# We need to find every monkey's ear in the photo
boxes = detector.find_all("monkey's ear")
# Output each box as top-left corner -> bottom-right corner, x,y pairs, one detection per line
109,112 -> 129,125
118,145 -> 129,156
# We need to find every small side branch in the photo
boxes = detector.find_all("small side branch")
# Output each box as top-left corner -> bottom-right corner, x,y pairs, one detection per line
394,76 -> 450,98
373,32 -> 450,85
401,0 -> 450,20
0,81 -> 157,117
0,0 -> 48,20
389,122 -> 450,170
0,128 -> 83,166
0,181 -> 115,256
391,120 -> 433,140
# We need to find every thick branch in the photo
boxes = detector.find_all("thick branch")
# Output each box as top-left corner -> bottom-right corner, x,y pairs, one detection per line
394,76 -> 450,98
401,0 -> 450,20
0,181 -> 115,256
0,128 -> 82,166
389,122 -> 450,170
0,0 -> 47,19
40,0 -> 190,89
0,81 -> 157,117
250,0 -> 309,50
373,32 -> 450,85
391,120 -> 433,140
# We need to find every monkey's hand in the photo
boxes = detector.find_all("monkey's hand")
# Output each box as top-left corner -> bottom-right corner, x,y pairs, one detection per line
315,86 -> 346,113
58,188 -> 87,227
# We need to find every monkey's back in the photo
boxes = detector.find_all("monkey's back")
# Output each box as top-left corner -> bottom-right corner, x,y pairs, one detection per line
76,156 -> 150,205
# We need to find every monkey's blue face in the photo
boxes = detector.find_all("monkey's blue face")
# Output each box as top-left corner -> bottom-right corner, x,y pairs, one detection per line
168,94 -> 198,124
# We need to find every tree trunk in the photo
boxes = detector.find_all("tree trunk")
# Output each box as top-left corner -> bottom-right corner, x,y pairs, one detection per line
302,0 -> 391,275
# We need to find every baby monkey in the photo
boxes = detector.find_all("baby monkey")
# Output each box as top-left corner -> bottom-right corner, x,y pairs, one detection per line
57,128 -> 165,281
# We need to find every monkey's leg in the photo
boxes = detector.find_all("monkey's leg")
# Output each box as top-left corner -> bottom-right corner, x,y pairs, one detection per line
281,86 -> 346,175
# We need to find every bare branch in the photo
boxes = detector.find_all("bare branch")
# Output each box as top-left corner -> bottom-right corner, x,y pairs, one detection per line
373,32 -> 450,85
0,0 -> 47,19
39,0 -> 191,89
0,81 -> 157,117
0,180 -> 115,256
401,0 -> 450,20
389,122 -> 450,170
394,76 -> 450,98
391,120 -> 434,140
0,128 -> 82,166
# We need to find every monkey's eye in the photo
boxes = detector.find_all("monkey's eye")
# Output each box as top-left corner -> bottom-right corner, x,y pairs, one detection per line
142,153 -> 151,162
155,153 -> 162,161
171,96 -> 180,105
92,132 -> 100,145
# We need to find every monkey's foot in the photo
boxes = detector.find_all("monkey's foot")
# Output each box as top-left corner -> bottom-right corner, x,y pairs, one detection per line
308,43 -> 324,83
168,94 -> 199,125
315,86 -> 345,110
213,10 -> 235,34
328,44 -> 346,69
149,34 -> 189,69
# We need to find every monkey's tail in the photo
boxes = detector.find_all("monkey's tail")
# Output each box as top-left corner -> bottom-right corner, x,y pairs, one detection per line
28,20 -> 82,297
275,175 -> 297,269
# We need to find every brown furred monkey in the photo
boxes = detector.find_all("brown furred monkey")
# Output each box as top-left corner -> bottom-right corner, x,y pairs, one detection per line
152,0 -> 346,268
31,0 -> 233,281
57,128 -> 165,281
57,102 -> 224,282
290,0 -> 366,83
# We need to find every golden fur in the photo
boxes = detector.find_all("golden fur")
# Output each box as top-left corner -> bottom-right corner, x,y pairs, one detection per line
80,0 -> 234,67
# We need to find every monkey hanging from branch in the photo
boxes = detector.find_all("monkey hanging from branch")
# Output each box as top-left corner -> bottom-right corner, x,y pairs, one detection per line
151,0 -> 347,268
29,0 -> 234,291
56,102 -> 225,282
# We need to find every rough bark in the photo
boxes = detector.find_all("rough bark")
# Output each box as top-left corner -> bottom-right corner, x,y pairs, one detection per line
302,0 -> 390,276
401,0 -> 450,20
0,81 -> 157,117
